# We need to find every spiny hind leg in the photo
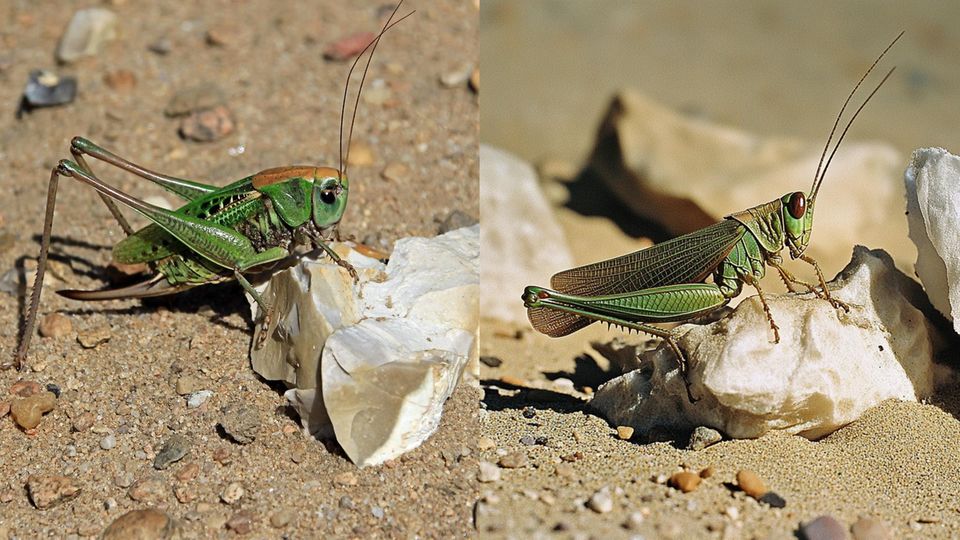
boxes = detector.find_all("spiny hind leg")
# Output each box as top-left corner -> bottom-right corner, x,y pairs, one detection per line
799,254 -> 849,312
613,320 -> 698,403
742,274 -> 780,343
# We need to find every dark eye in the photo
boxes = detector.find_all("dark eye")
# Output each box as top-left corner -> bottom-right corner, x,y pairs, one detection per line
788,192 -> 806,219
320,189 -> 337,205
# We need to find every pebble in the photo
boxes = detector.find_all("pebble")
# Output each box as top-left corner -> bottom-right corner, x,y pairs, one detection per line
333,471 -> 358,487
226,510 -> 253,534
699,465 -> 715,478
45,383 -> 60,398
103,497 -> 117,511
187,390 -> 213,408
380,162 -> 409,182
339,495 -> 355,510
438,210 -> 479,234
0,401 -> 8,418
801,515 -> 847,540
21,70 -> 77,110
165,83 -> 225,116
39,313 -> 72,338
736,469 -> 767,499
521,406 -> 536,419
470,67 -> 479,92
0,490 -> 13,503
669,471 -> 701,493
623,511 -> 645,530
102,509 -> 178,540
154,434 -> 191,470
221,481 -> 245,504
26,475 -> 81,509
128,475 -> 167,503
218,404 -> 261,444
323,31 -> 375,61
11,391 -> 57,429
103,69 -> 136,92
688,426 -> 723,450
77,325 -> 111,348
346,142 -> 374,167
270,509 -> 295,528
519,435 -> 536,446
114,472 -> 134,488
440,63 -> 473,88
498,452 -> 528,469
56,8 -> 118,63
479,356 -> 502,368
586,488 -> 613,514
617,426 -> 635,440
759,491 -> 787,508
372,506 -> 385,519
205,25 -> 235,47
477,461 -> 501,483
175,375 -> 200,395
10,380 -> 43,397
851,516 -> 893,540
148,37 -> 172,55
554,463 -> 576,479
179,105 -> 235,142
477,437 -> 496,451
100,433 -> 116,450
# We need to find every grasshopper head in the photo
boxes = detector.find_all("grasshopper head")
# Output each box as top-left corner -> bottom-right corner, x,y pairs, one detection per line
781,191 -> 814,259
312,172 -> 349,230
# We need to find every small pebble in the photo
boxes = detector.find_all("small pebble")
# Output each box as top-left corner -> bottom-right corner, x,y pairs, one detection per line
221,482 -> 245,505
72,411 -> 95,432
103,497 -> 117,510
128,476 -> 167,503
56,8 -> 117,63
554,463 -> 576,479
11,391 -> 57,429
175,461 -> 200,482
205,25 -> 235,47
218,403 -> 261,445
103,69 -> 136,92
114,472 -> 134,488
44,383 -> 60,398
187,390 -> 213,408
100,433 -> 116,450
26,475 -> 81,509
148,37 -> 172,55
623,511 -> 644,530
165,83 -> 225,116
179,105 -> 234,142
372,506 -> 385,519
380,162 -> 409,182
346,142 -> 374,167
498,452 -> 527,469
270,509 -> 294,528
521,406 -> 536,419
688,426 -> 723,450
77,325 -> 111,348
479,355 -> 502,368
586,488 -> 613,514
440,63 -> 473,88
154,434 -> 191,470
617,426 -> 635,440
38,313 -> 72,338
851,516 -> 893,540
213,446 -> 233,465
477,437 -> 495,451
102,509 -> 178,540
699,465 -> 715,478
10,380 -> 43,396
333,471 -> 358,487
519,435 -> 536,446
800,515 -> 847,540
339,495 -> 355,510
323,32 -> 375,61
175,375 -> 200,395
0,401 -> 9,418
226,510 -> 253,534
477,461 -> 501,483
669,471 -> 701,493
470,67 -> 479,92
736,469 -> 767,499
759,491 -> 787,508
0,490 -> 13,503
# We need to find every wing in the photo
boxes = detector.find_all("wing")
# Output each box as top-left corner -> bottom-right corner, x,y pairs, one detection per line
528,219 -> 745,337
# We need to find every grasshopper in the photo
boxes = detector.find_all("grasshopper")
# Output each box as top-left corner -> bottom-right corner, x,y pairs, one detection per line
6,4 -> 414,371
523,34 -> 902,398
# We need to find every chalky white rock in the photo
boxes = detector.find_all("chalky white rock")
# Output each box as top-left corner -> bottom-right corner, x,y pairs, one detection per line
592,247 -> 939,440
248,226 -> 479,466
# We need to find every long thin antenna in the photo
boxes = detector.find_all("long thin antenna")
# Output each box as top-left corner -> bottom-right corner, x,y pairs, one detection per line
337,2 -> 415,181
810,31 -> 903,199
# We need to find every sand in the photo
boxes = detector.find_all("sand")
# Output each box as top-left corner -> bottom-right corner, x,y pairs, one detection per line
0,1 -> 478,538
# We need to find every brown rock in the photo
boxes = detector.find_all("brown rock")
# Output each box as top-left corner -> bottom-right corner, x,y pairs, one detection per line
669,471 -> 701,493
173,485 -> 195,504
27,475 -> 80,509
736,469 -> 767,499
220,481 -> 245,504
616,426 -> 634,440
699,465 -> 715,479
103,69 -> 136,91
851,516 -> 893,540
174,461 -> 200,483
11,391 -> 56,429
270,508 -> 295,528
212,447 -> 232,465
102,509 -> 181,539
39,313 -> 72,338
332,471 -> 358,487
0,400 -> 9,418
128,475 -> 168,504
498,452 -> 528,469
226,510 -> 254,534
380,162 -> 410,182
323,31 -> 375,61
10,380 -> 43,397
179,105 -> 234,142
77,325 -> 111,348
72,411 -> 95,432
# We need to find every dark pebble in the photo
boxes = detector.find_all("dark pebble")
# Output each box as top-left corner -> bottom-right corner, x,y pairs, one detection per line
20,70 -> 76,115
148,37 -> 172,55
154,434 -> 191,470
759,491 -> 786,508
519,435 -> 535,446
801,515 -> 846,540
479,356 -> 503,368
522,406 -> 536,419
45,383 -> 61,398
218,404 -> 261,445
534,436 -> 548,445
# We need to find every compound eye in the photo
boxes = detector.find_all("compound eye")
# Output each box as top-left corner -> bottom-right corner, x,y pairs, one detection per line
788,192 -> 806,219
320,189 -> 337,205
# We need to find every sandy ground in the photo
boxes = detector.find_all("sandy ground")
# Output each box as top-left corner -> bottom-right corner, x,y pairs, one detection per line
480,1 -> 960,538
0,1 -> 478,538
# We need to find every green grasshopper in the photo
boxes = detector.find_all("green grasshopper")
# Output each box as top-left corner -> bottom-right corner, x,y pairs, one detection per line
523,34 -> 902,398
6,4 -> 414,371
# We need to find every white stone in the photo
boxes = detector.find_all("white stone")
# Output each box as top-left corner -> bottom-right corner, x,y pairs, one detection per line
249,227 -> 479,467
905,147 -> 960,332
589,90 -> 910,270
480,145 -> 573,325
592,246 -> 938,440
56,8 -> 118,63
